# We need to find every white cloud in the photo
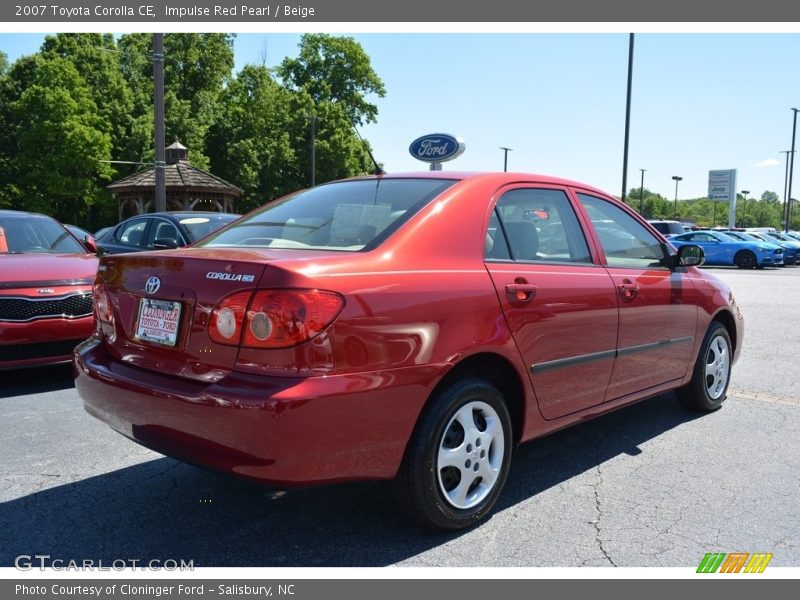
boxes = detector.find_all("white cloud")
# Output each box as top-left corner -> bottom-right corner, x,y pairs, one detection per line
754,158 -> 780,167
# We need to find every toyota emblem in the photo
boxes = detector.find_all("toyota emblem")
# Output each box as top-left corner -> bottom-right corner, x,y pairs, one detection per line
144,276 -> 161,295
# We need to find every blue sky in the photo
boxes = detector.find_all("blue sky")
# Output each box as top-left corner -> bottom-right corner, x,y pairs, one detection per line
3,32 -> 800,201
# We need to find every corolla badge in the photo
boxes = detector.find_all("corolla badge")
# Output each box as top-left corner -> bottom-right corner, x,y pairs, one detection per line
206,272 -> 255,282
144,276 -> 161,295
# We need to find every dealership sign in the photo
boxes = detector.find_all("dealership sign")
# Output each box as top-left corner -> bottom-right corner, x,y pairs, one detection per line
708,169 -> 737,227
708,169 -> 736,200
409,133 -> 466,163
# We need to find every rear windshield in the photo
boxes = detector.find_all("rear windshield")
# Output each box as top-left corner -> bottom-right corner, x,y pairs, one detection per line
200,178 -> 457,251
178,214 -> 240,242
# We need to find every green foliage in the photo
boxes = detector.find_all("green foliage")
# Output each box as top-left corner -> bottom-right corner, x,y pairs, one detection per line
207,65 -> 299,211
623,186 -> 798,229
0,55 -> 113,224
117,33 -> 235,170
277,33 -> 386,126
0,33 -> 384,228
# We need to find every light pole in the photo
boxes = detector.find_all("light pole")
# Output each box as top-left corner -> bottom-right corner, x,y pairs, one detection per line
638,168 -> 646,215
781,149 -> 793,230
672,175 -> 682,219
740,190 -> 749,227
786,108 -> 799,231
621,33 -> 634,202
500,147 -> 513,172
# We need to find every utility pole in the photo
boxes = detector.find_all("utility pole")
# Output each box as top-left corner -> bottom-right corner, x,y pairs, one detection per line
310,115 -> 317,187
153,33 -> 166,212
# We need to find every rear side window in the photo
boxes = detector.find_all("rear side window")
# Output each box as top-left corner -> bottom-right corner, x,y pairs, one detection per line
201,179 -> 457,251
486,188 -> 591,263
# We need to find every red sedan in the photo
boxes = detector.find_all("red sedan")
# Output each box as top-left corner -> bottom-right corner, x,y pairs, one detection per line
1,210 -> 98,370
74,172 -> 743,530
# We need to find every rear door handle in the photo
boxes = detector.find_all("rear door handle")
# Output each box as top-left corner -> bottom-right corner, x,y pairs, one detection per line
505,282 -> 538,302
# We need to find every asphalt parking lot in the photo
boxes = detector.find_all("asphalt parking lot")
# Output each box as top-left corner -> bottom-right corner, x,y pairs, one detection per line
0,265 -> 798,568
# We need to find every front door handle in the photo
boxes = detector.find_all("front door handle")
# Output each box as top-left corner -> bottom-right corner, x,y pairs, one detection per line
506,282 -> 538,302
617,280 -> 640,301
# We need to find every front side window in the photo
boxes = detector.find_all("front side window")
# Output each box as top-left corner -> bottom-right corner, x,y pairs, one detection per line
117,219 -> 149,248
577,193 -> 665,269
201,178 -> 456,251
486,188 -> 591,263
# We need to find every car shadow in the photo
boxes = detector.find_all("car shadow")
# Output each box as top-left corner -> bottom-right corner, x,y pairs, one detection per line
0,393 -> 701,567
0,364 -> 74,399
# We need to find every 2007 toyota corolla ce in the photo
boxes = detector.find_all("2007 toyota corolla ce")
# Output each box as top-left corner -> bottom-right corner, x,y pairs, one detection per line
74,172 -> 743,530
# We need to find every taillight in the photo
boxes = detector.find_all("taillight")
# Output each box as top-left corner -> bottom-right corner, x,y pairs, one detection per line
92,278 -> 113,337
209,290 -> 251,345
209,289 -> 343,349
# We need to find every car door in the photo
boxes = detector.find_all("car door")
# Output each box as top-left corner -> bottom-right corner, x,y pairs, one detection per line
574,192 -> 699,401
484,185 -> 619,420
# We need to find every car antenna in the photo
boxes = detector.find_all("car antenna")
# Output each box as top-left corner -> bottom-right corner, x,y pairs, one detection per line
353,123 -> 385,175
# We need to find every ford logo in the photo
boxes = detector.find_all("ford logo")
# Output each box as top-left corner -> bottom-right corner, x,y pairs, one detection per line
144,276 -> 161,295
409,133 -> 466,163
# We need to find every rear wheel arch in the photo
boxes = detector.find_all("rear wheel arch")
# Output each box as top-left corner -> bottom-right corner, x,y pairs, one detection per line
428,352 -> 526,446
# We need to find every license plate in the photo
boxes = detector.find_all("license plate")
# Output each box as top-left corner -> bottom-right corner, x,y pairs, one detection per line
134,298 -> 181,346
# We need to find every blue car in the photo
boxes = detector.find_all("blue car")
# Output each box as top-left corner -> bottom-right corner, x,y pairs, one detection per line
745,231 -> 798,265
669,230 -> 783,269
762,231 -> 800,264
724,230 -> 788,266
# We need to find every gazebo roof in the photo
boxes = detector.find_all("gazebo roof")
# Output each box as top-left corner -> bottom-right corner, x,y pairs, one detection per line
106,142 -> 242,196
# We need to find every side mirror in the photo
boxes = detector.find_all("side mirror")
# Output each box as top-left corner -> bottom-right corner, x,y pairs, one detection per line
677,244 -> 704,267
661,242 -> 704,270
153,238 -> 179,250
82,234 -> 98,254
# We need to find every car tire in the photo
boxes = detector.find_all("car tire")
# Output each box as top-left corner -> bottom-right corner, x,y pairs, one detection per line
392,378 -> 513,530
676,321 -> 732,411
734,250 -> 757,269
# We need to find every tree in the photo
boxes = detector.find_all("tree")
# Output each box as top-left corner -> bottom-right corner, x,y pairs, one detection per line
40,34 -> 144,174
0,51 -> 7,76
117,33 -> 235,169
3,55 -> 113,223
207,63 -> 378,212
277,34 -> 386,126
207,65 -> 299,210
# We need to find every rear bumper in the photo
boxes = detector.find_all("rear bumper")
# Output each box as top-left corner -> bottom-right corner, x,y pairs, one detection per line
74,338 -> 441,486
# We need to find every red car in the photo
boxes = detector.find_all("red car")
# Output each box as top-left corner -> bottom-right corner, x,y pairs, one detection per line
1,210 -> 98,370
74,172 -> 743,530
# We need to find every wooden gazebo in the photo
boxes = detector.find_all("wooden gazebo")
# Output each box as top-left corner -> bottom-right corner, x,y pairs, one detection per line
107,141 -> 242,219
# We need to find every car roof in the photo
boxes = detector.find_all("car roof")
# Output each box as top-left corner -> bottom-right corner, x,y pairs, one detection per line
123,211 -> 238,217
0,209 -> 55,219
342,171 -> 616,197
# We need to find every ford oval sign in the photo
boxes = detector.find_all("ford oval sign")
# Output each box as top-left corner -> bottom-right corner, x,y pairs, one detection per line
409,133 -> 466,163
